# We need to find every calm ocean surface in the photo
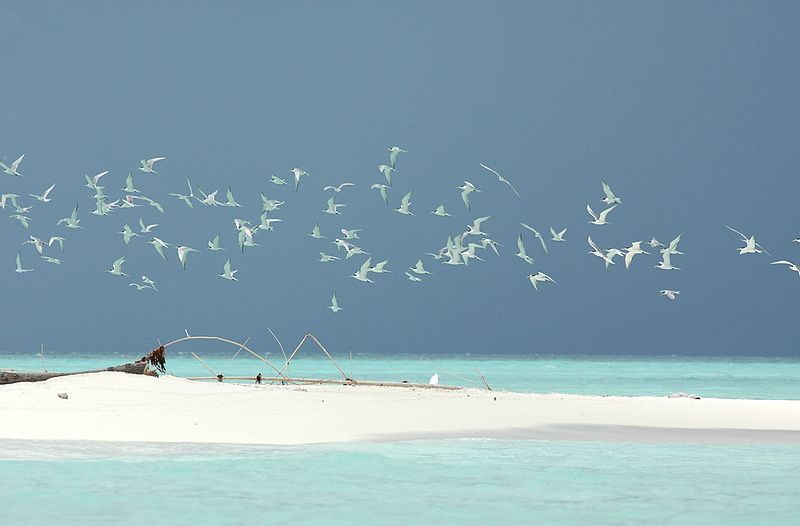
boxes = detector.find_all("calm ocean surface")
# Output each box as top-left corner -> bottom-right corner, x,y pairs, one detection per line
2,353 -> 799,525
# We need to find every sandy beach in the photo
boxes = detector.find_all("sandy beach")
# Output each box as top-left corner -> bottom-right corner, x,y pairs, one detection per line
1,372 -> 799,445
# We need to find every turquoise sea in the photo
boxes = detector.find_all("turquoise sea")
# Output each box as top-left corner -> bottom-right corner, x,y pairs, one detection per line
2,353 -> 799,525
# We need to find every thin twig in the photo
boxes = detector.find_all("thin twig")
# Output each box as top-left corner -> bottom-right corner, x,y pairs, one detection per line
163,335 -> 286,379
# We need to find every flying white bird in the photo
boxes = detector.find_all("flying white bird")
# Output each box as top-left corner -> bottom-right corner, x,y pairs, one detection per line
586,204 -> 618,225
206,233 -> 223,251
139,218 -> 158,233
394,191 -> 414,216
48,237 -> 65,251
520,223 -> 548,254
148,237 -> 170,261
479,163 -> 521,198
409,259 -> 431,275
661,235 -> 683,256
119,224 -> 139,244
388,146 -> 407,169
725,225 -> 770,255
350,257 -> 374,283
770,260 -> 800,277
169,179 -> 195,208
29,184 -> 56,203
1,193 -> 19,210
323,196 -> 346,215
308,223 -> 325,239
432,204 -> 451,217
319,252 -> 340,263
655,250 -> 680,270
550,227 -> 567,242
369,260 -> 391,273
329,293 -> 343,313
85,171 -> 108,190
458,181 -> 480,210
176,246 -> 198,270
527,272 -> 556,290
623,241 -> 649,269
660,290 -> 680,300
341,228 -> 361,240
377,164 -> 395,186
219,259 -> 239,281
406,271 -> 423,282
58,205 -> 82,229
9,214 -> 30,229
515,235 -> 534,265
41,256 -> 61,265
465,216 -> 492,237
108,256 -> 127,276
221,186 -> 241,207
14,252 -> 32,273
122,173 -> 140,193
141,275 -> 157,290
324,183 -> 355,193
260,194 -> 285,213
196,188 -> 219,207
482,238 -> 502,256
139,157 -> 166,173
291,168 -> 308,191
270,174 -> 288,185
23,236 -> 47,254
601,180 -> 622,204
370,183 -> 389,205
1,154 -> 25,176
648,237 -> 665,248
258,215 -> 282,231
587,236 -> 616,268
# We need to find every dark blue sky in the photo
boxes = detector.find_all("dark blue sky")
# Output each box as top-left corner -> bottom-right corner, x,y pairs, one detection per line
1,1 -> 799,356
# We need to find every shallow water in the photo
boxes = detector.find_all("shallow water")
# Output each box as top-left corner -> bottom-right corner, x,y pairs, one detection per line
1,439 -> 799,526
2,352 -> 799,399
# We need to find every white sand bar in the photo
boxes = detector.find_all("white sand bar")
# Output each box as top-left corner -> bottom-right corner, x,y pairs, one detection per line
1,372 -> 799,445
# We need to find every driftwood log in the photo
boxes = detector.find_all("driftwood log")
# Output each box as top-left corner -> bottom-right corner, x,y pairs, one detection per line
0,346 -> 166,385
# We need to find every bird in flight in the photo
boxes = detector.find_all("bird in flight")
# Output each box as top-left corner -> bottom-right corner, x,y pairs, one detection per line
14,252 -> 33,273
139,157 -> 166,173
515,235 -> 534,265
660,290 -> 680,300
550,227 -> 567,242
329,293 -> 343,313
458,181 -> 480,210
219,259 -> 239,281
29,184 -> 56,203
394,191 -> 414,216
586,204 -> 617,225
324,183 -> 355,193
388,146 -> 406,169
527,272 -> 556,291
479,163 -> 520,198
601,180 -> 622,204
1,154 -> 25,176
725,225 -> 770,255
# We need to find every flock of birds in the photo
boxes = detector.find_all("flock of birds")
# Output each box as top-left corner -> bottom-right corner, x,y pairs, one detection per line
2,150 -> 798,312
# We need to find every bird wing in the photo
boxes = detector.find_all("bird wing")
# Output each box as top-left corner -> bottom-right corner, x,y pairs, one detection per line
586,204 -> 598,220
516,235 -> 526,256
401,191 -> 412,208
473,216 -> 491,229
601,180 -> 616,200
11,154 -> 25,172
359,257 -> 372,275
724,225 -> 748,242
598,204 -> 617,222
587,236 -> 601,253
771,260 -> 794,266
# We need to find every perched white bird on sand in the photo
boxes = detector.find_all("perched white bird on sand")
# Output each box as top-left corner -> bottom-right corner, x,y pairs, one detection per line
432,204 -> 451,217
465,216 -> 491,237
394,191 -> 414,216
601,180 -> 622,204
291,168 -> 308,191
219,259 -> 239,281
308,223 -> 325,239
409,259 -> 431,275
771,260 -> 800,276
623,241 -> 649,269
319,252 -> 340,263
406,271 -> 422,282
148,237 -> 170,261
550,227 -> 567,242
139,218 -> 158,233
177,246 -> 198,270
388,146 -> 407,169
350,257 -> 374,283
515,235 -> 534,265
725,225 -> 770,255
371,183 -> 389,205
108,256 -> 127,276
58,205 -> 82,229
323,196 -> 346,215
587,204 -> 617,225
14,252 -> 32,273
377,164 -> 395,187
479,163 -> 521,198
520,223 -> 548,254
660,290 -> 680,300
458,181 -> 479,210
429,373 -> 439,386
527,272 -> 556,290
655,250 -> 680,270
324,183 -> 355,193
122,173 -> 140,193
119,224 -> 139,244
270,174 -> 288,186
29,183 -> 56,203
329,293 -> 343,313
208,233 -> 223,251
1,154 -> 25,176
139,157 -> 166,173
